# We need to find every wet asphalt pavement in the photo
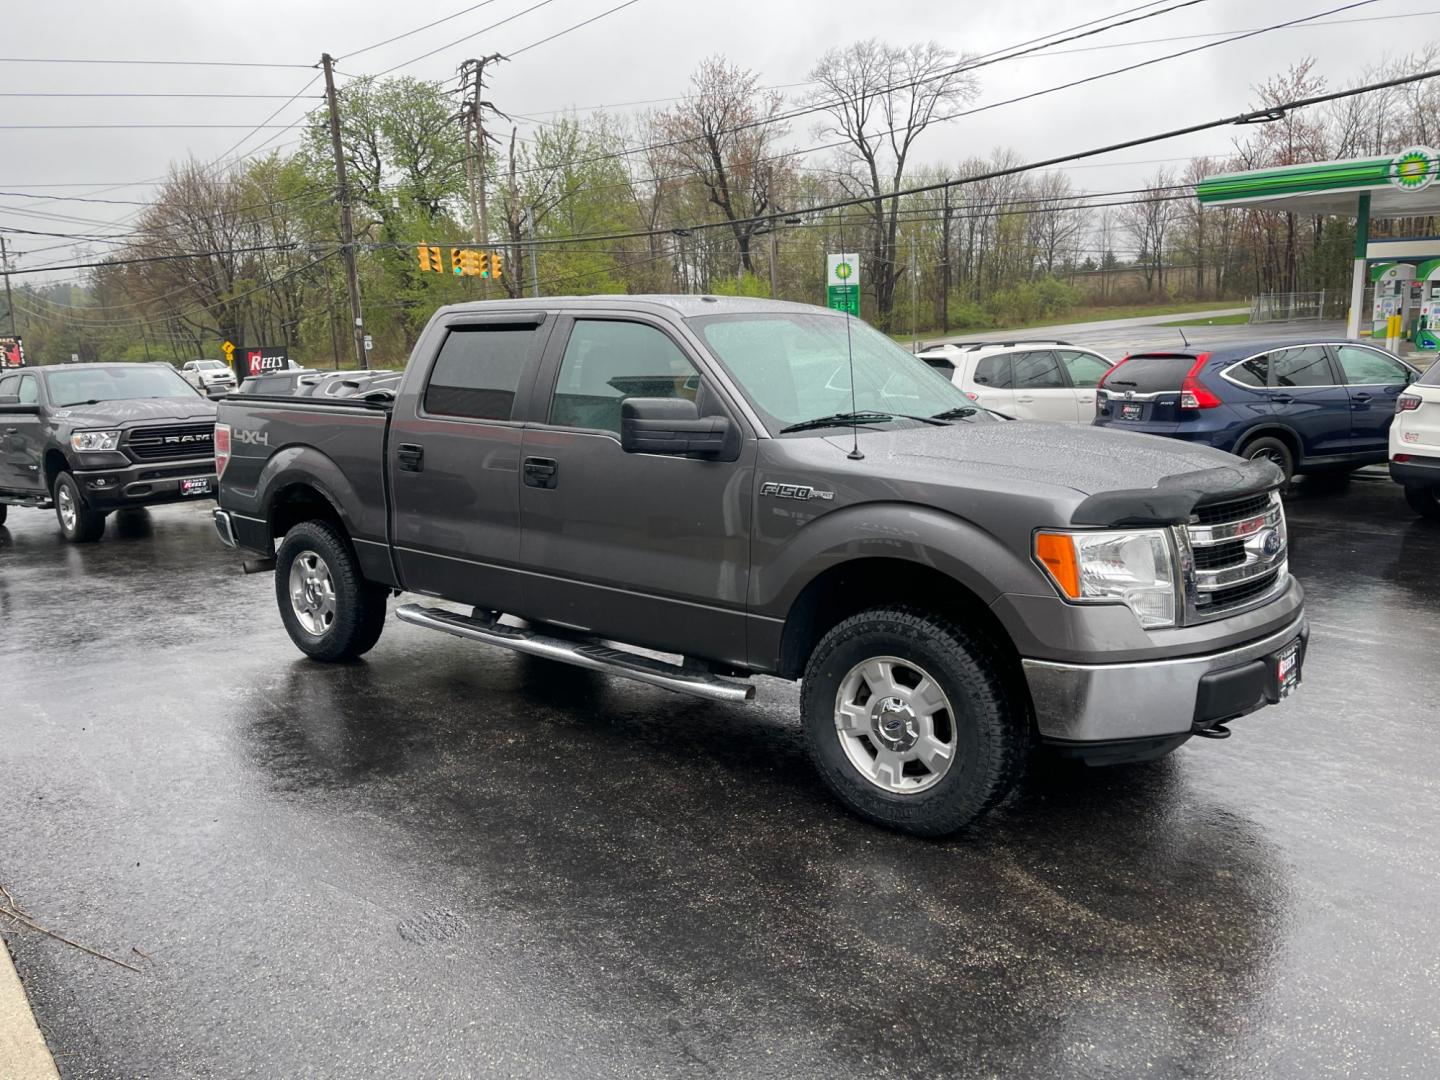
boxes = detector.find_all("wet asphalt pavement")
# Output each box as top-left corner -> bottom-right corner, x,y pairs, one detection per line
1,480 -> 1438,1079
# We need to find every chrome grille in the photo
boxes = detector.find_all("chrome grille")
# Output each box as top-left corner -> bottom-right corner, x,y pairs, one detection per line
1177,490 -> 1288,622
125,423 -> 216,461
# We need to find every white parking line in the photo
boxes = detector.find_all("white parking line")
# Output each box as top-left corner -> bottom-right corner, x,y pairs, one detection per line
0,941 -> 59,1080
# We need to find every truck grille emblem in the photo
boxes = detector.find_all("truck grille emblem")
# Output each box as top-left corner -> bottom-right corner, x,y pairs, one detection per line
761,482 -> 834,502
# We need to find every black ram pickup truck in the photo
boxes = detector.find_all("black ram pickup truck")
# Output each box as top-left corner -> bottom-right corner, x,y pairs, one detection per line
214,296 -> 1307,836
0,363 -> 218,542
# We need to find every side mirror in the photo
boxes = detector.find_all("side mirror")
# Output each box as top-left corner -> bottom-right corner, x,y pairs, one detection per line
621,398 -> 731,457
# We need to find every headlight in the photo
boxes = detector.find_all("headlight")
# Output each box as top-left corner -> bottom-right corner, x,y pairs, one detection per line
70,430 -> 122,452
1035,528 -> 1176,628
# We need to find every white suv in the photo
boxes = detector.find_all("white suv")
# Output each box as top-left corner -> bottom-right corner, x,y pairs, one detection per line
916,340 -> 1114,422
180,359 -> 237,396
1391,355 -> 1440,519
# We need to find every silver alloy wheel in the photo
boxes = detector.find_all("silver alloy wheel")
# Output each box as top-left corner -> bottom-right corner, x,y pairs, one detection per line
288,550 -> 337,636
1249,446 -> 1287,468
57,484 -> 77,532
834,655 -> 958,794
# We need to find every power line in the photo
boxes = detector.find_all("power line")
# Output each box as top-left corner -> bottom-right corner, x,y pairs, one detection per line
508,0 -> 647,57
338,0 -> 504,61
369,0 -> 566,78
0,57 -> 313,68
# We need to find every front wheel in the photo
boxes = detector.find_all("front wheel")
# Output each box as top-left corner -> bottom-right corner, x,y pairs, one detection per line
800,608 -> 1029,837
53,472 -> 106,543
1237,436 -> 1295,484
1405,484 -> 1440,521
275,519 -> 389,661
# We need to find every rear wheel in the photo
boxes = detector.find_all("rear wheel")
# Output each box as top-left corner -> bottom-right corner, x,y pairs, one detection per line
53,472 -> 106,543
1237,436 -> 1295,483
1404,484 -> 1440,521
275,519 -> 389,661
800,607 -> 1029,837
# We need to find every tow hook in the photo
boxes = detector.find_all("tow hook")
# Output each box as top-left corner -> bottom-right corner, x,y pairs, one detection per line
1192,722 -> 1233,740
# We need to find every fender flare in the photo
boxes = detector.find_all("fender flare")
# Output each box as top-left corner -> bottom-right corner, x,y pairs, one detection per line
255,444 -> 367,540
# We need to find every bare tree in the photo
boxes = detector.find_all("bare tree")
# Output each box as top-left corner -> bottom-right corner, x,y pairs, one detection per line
1119,170 -> 1178,294
658,57 -> 793,276
806,39 -> 978,326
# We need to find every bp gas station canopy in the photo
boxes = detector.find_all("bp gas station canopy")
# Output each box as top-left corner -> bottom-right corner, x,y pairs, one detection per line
1197,146 -> 1440,339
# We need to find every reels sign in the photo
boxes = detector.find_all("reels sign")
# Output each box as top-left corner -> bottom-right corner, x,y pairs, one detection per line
243,346 -> 291,378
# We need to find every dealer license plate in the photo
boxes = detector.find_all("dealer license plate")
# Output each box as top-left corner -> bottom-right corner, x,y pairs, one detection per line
181,478 -> 212,496
1119,402 -> 1143,420
1274,639 -> 1302,699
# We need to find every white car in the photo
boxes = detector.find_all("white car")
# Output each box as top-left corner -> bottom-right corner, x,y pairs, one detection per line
180,359 -> 237,396
915,340 -> 1115,422
1390,355 -> 1440,519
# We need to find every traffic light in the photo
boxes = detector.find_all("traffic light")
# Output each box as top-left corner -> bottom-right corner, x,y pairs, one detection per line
416,245 -> 442,273
450,247 -> 467,276
489,252 -> 503,280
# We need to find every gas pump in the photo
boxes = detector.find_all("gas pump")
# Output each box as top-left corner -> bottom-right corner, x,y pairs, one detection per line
1371,262 -> 1417,339
1414,259 -> 1440,351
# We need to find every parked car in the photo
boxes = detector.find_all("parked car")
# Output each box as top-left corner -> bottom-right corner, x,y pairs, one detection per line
233,368 -> 399,400
179,359 -> 238,396
1094,339 -> 1420,482
1391,355 -> 1440,519
0,363 -> 217,541
213,296 -> 1306,837
916,340 -> 1114,422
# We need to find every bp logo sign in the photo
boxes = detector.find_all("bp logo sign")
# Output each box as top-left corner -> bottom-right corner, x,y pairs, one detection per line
833,260 -> 853,280
1390,147 -> 1437,192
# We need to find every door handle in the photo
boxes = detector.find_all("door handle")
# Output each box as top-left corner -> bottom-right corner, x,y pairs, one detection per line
4,427 -> 16,435
396,443 -> 424,472
1351,392 -> 1373,403
523,456 -> 558,489
1016,395 -> 1036,403
1270,395 -> 1294,405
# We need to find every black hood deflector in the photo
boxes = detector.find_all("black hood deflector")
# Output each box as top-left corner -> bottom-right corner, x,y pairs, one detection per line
1069,458 -> 1283,527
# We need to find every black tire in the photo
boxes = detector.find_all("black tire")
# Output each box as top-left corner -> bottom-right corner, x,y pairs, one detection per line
0,503 -> 7,525
1237,436 -> 1295,483
53,472 -> 106,543
274,519 -> 389,661
1405,484 -> 1440,521
800,607 -> 1029,837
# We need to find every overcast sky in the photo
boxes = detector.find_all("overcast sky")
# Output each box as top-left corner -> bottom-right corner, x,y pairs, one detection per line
3,0 -> 1438,284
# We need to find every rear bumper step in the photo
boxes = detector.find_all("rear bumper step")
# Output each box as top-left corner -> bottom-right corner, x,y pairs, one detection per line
395,604 -> 756,703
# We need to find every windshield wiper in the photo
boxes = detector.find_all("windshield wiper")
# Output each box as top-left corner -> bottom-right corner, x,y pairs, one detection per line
890,411 -> 951,426
57,398 -> 104,407
930,406 -> 981,421
780,411 -> 894,434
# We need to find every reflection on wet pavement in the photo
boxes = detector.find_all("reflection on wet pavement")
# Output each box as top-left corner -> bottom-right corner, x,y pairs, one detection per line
0,483 -> 1436,1077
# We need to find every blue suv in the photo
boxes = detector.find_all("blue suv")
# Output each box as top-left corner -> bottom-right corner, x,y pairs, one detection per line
1093,339 -> 1420,481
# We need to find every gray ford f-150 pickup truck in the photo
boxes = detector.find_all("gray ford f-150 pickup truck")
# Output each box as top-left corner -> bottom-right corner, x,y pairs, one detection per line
1,362 -> 218,542
213,296 -> 1306,835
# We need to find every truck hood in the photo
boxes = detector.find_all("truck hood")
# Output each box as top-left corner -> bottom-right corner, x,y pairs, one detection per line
50,396 -> 218,426
847,420 -> 1243,496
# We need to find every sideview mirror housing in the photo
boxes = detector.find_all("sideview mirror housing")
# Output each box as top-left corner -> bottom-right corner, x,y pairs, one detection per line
621,398 -> 731,457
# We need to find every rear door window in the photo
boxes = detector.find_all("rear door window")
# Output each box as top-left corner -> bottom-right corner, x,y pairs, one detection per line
0,374 -> 15,398
1334,345 -> 1413,385
973,354 -> 1012,388
423,324 -> 539,420
1104,354 -> 1195,394
1226,355 -> 1269,388
1057,350 -> 1110,388
1012,350 -> 1066,389
16,374 -> 37,404
1270,347 -> 1336,388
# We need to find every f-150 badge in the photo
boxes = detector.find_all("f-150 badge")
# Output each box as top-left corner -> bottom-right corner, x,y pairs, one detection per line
761,482 -> 834,501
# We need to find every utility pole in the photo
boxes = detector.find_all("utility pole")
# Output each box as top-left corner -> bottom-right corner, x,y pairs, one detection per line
321,53 -> 366,370
458,55 -> 507,301
0,235 -> 17,336
525,208 -> 540,298
939,183 -> 953,333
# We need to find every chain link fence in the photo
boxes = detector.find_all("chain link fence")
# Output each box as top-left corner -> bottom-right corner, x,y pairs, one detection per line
1248,290 -> 1353,323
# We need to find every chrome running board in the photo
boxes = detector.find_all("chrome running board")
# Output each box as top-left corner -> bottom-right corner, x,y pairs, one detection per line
395,604 -> 755,703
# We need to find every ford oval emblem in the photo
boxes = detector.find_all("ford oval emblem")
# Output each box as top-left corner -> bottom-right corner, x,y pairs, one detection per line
1259,528 -> 1282,557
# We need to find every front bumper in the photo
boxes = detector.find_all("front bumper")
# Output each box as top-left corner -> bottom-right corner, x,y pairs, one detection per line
1023,611 -> 1308,745
1390,454 -> 1440,489
74,460 -> 217,510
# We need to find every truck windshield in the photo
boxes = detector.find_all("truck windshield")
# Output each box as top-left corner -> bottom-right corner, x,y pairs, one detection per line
690,312 -> 996,434
48,366 -> 199,406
